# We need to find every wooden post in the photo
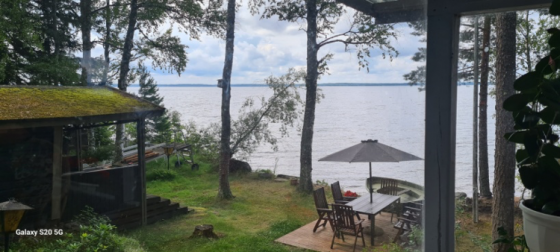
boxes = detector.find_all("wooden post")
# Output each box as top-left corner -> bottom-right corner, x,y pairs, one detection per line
424,10 -> 459,252
137,119 -> 147,226
51,126 -> 63,220
76,128 -> 83,171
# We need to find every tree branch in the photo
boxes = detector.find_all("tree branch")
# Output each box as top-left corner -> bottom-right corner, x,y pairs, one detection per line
91,2 -> 132,15
230,84 -> 293,153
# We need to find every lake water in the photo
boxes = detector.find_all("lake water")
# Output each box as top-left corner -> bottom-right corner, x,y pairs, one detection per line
129,85 -> 504,196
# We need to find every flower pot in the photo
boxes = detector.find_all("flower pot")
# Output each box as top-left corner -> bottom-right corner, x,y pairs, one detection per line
519,200 -> 560,252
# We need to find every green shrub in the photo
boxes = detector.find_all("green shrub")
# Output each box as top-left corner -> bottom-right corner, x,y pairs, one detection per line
82,145 -> 114,164
146,169 -> 177,181
11,207 -> 145,252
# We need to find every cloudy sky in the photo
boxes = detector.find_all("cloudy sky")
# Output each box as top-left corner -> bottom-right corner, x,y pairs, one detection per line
91,4 -> 425,85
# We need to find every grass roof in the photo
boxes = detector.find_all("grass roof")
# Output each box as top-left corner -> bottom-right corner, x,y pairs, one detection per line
0,86 -> 164,121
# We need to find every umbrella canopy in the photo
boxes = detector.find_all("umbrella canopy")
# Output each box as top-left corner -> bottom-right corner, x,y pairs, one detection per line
318,139 -> 422,163
318,139 -> 422,202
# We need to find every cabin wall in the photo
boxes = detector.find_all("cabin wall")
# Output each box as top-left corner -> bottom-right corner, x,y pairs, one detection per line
0,127 -> 142,228
0,127 -> 54,228
62,166 -> 142,219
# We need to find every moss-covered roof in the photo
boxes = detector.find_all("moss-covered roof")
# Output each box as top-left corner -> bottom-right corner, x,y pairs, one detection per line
0,86 -> 165,128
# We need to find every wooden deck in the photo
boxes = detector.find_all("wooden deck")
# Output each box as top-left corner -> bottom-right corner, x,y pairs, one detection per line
276,213 -> 399,251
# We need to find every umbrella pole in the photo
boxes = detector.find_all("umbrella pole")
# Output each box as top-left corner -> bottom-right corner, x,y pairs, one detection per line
369,162 -> 372,203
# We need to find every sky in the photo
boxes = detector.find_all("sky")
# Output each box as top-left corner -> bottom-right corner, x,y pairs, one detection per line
89,4 -> 426,85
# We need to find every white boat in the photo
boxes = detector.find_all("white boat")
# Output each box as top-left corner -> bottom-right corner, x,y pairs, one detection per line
366,176 -> 424,204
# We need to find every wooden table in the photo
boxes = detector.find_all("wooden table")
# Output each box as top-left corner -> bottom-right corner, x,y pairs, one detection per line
346,193 -> 400,246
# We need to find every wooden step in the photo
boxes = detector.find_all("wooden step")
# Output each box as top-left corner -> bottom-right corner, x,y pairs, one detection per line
147,195 -> 162,204
105,198 -> 170,220
176,206 -> 190,215
104,195 -> 163,219
117,206 -> 190,231
104,194 -> 190,230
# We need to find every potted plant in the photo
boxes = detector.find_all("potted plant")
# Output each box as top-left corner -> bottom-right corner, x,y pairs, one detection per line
503,2 -> 560,251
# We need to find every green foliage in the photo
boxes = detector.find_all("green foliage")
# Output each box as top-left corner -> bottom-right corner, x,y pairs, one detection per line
255,169 -> 276,179
406,9 -> 560,86
0,0 -> 81,85
503,1 -> 560,216
315,179 -> 329,187
124,122 -> 138,146
492,227 -> 529,252
12,206 -> 144,252
0,87 -> 162,120
137,65 -> 172,143
230,68 -> 306,159
83,145 -> 114,164
378,225 -> 423,251
146,169 -> 178,181
183,120 -> 221,165
109,0 -> 226,88
516,10 -> 560,76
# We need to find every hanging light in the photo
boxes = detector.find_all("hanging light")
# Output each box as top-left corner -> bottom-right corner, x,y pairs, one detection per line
1,198 -> 32,252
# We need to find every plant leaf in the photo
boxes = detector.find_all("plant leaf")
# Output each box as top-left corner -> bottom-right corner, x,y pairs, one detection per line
503,94 -> 530,112
504,131 -> 526,144
540,106 -> 560,124
536,56 -> 554,75
551,0 -> 560,16
542,143 -> 560,158
550,31 -> 560,49
542,201 -> 560,215
519,166 -> 538,189
514,72 -> 540,91
523,131 -> 541,157
515,149 -> 530,164
539,156 -> 560,178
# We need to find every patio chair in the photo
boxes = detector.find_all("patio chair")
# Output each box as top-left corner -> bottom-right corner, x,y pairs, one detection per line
312,187 -> 334,233
393,202 -> 423,243
377,178 -> 401,222
331,181 -> 357,204
330,204 -> 365,252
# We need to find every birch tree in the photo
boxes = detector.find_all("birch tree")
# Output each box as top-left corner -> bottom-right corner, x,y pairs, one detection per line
218,0 -> 236,199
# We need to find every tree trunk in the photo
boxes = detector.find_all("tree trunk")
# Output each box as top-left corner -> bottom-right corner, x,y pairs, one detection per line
491,12 -> 516,252
80,0 -> 92,86
298,0 -> 318,194
114,0 -> 138,163
479,15 -> 492,199
191,225 -> 218,239
101,0 -> 111,86
217,0 -> 236,200
117,0 -> 137,90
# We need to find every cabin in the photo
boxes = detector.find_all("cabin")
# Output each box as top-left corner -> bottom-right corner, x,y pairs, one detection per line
0,86 -> 185,229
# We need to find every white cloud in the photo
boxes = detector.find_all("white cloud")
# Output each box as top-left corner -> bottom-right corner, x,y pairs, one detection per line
89,4 -> 425,85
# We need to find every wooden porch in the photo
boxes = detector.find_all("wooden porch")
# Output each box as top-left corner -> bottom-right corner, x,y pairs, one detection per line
276,213 -> 399,251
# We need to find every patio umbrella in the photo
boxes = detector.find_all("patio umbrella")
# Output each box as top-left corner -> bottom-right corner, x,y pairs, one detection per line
318,139 -> 422,203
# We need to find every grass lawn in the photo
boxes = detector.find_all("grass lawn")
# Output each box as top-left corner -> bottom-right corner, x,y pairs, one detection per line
122,157 -> 521,252
124,157 -> 317,252
454,203 -> 523,252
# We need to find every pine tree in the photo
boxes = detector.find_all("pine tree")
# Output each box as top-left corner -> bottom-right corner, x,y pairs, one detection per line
138,66 -> 171,144
491,12 -> 516,252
